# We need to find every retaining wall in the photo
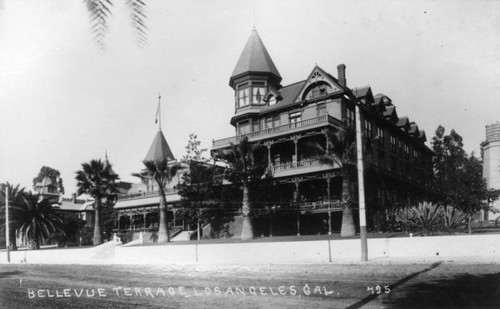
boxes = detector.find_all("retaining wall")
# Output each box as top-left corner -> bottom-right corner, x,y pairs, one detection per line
2,234 -> 499,265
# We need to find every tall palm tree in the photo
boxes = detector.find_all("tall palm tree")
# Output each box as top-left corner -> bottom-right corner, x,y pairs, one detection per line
217,136 -> 267,240
75,159 -> 119,245
317,124 -> 357,237
134,159 -> 182,243
84,0 -> 148,49
13,192 -> 64,249
0,182 -> 26,250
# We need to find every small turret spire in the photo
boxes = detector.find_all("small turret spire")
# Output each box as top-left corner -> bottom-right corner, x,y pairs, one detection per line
155,93 -> 162,131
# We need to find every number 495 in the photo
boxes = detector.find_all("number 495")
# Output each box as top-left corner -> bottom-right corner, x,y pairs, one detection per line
367,285 -> 390,295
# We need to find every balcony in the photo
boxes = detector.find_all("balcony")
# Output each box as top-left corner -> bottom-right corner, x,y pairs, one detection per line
212,115 -> 342,149
115,188 -> 180,209
271,158 -> 338,178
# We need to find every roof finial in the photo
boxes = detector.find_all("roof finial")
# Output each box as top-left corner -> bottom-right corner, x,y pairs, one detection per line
252,5 -> 256,29
155,93 -> 162,131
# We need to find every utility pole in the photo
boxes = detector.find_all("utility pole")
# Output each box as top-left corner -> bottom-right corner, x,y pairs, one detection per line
355,104 -> 368,261
6,188 -> 10,263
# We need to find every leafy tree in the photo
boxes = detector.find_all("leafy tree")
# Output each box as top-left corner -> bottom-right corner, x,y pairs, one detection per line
314,124 -> 357,237
13,192 -> 65,249
182,133 -> 207,163
32,166 -> 65,195
75,159 -> 119,245
431,126 -> 500,233
134,160 -> 182,243
216,136 -> 268,240
177,160 -> 235,239
0,182 -> 26,250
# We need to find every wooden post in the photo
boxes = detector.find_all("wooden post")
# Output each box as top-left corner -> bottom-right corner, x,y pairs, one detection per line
6,189 -> 10,262
295,181 -> 300,236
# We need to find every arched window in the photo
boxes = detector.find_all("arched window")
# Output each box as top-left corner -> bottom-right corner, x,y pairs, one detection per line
303,81 -> 333,100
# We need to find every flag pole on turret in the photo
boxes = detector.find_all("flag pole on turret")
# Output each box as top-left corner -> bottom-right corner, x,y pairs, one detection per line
155,93 -> 162,131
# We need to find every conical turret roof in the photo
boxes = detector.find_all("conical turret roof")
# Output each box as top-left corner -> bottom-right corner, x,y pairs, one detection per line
230,29 -> 281,87
144,130 -> 175,162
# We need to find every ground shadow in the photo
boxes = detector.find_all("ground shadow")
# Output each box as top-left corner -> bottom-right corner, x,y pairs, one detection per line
0,271 -> 24,279
346,262 -> 443,309
388,272 -> 500,308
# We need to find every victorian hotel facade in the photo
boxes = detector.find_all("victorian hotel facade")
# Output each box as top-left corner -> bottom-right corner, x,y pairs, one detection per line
114,30 -> 433,238
211,29 -> 433,235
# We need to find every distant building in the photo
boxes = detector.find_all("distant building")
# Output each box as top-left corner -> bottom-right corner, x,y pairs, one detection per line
211,29 -> 433,233
481,122 -> 500,220
113,130 -> 186,241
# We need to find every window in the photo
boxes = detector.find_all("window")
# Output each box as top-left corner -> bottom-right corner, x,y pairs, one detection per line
364,120 -> 373,139
377,127 -> 385,146
346,108 -> 355,127
238,88 -> 249,107
317,103 -> 327,116
273,116 -> 280,127
238,121 -> 250,134
252,87 -> 266,104
289,111 -> 302,125
390,136 -> 397,152
252,121 -> 260,133
304,82 -> 333,100
264,117 -> 273,129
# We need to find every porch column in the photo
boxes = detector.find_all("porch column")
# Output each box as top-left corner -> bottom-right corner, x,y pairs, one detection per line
143,207 -> 147,230
269,207 -> 273,237
266,143 -> 272,172
116,212 -> 120,230
295,180 -> 300,236
128,210 -> 133,231
293,136 -> 299,164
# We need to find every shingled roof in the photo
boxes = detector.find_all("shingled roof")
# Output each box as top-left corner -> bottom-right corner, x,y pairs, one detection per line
230,29 -> 282,87
144,130 -> 175,162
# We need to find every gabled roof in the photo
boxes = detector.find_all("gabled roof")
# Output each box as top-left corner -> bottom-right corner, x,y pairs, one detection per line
397,116 -> 411,132
230,29 -> 281,87
295,66 -> 344,102
145,130 -> 175,162
409,122 -> 420,136
419,130 -> 427,142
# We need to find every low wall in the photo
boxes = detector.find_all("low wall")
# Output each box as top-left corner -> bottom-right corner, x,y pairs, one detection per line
2,234 -> 499,265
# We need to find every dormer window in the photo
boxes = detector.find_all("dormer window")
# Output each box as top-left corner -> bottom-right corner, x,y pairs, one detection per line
268,95 -> 276,105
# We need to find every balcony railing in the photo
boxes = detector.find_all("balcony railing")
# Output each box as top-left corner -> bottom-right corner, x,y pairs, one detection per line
212,115 -> 341,148
117,188 -> 177,201
271,158 -> 321,173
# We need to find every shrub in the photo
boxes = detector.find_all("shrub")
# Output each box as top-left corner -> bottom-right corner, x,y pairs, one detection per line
407,202 -> 442,233
443,205 -> 467,233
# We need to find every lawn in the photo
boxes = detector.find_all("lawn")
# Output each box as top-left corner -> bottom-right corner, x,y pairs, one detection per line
1,262 -> 499,308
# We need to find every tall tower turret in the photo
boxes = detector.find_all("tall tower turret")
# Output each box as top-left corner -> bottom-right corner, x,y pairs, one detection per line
229,29 -> 282,130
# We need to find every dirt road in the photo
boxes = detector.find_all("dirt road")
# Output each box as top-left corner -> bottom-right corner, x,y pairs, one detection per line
0,262 -> 499,308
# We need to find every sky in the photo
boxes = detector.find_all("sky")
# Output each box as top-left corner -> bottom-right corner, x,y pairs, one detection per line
1,0 -> 499,194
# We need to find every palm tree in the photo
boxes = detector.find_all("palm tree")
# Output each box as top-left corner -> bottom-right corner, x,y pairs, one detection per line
75,159 -> 119,245
13,192 -> 64,249
0,182 -> 26,250
316,124 -> 357,237
84,0 -> 148,49
217,136 -> 267,240
134,159 -> 182,243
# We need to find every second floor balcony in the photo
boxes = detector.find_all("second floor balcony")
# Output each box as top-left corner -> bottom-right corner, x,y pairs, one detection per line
270,158 -> 338,178
212,115 -> 342,149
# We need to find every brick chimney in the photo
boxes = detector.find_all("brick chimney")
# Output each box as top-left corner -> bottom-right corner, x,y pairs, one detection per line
337,64 -> 346,87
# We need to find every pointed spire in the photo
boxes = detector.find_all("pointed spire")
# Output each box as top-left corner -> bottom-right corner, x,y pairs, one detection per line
104,151 -> 118,176
229,29 -> 281,87
144,130 -> 175,162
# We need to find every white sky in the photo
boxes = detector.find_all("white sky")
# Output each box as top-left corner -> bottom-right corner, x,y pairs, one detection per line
1,0 -> 499,194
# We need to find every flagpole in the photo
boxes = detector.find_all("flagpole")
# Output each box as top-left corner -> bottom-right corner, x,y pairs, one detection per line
158,93 -> 162,131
